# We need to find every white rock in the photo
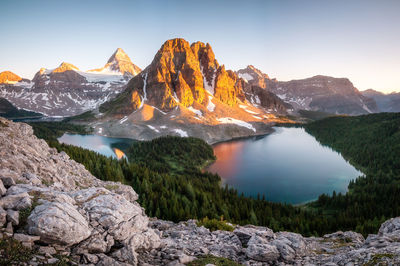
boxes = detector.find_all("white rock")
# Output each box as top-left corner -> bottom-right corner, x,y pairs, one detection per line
246,235 -> 280,262
0,192 -> 32,210
0,179 -> 7,195
28,201 -> 91,245
6,209 -> 19,225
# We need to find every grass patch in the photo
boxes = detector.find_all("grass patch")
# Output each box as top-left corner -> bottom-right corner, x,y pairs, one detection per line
0,237 -> 35,264
197,217 -> 234,232
363,253 -> 395,266
17,191 -> 42,231
187,255 -> 242,266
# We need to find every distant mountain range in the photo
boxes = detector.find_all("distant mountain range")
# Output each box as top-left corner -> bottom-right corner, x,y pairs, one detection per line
1,38 -> 398,141
0,48 -> 140,116
237,65 -> 378,115
361,89 -> 400,112
95,39 -> 290,143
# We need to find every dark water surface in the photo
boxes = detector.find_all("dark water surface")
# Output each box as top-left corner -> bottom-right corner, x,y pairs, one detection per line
207,127 -> 362,204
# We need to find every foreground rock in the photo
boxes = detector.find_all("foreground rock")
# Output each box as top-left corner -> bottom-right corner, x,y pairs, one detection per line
1,117 -> 400,265
0,117 -> 159,265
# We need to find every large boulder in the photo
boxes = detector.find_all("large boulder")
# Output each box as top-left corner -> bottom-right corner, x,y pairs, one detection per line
379,217 -> 400,235
0,192 -> 32,210
28,201 -> 91,245
234,224 -> 275,246
246,235 -> 280,262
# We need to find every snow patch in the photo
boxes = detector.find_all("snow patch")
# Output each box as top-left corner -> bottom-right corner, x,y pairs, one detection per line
119,116 -> 128,124
187,106 -> 203,117
244,109 -> 259,115
238,73 -> 253,82
201,66 -> 216,95
147,125 -> 160,133
217,117 -> 256,132
173,129 -> 188,137
207,96 -> 216,112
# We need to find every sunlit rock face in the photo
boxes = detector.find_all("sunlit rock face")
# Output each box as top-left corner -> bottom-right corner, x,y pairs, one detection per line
96,39 -> 292,144
0,71 -> 22,84
113,148 -> 125,159
100,38 -> 251,115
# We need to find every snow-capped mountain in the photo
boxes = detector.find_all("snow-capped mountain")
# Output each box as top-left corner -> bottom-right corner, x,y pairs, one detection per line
0,49 -> 141,116
237,66 -> 378,115
89,48 -> 141,77
362,89 -> 400,112
91,39 -> 291,143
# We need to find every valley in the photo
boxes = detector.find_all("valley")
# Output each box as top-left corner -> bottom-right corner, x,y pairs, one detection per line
2,1 -> 400,264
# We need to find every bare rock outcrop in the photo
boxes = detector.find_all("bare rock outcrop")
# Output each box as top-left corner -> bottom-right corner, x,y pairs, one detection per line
0,117 -> 159,265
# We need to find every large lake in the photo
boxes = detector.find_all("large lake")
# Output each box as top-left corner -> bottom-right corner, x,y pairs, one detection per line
206,127 -> 362,204
58,133 -> 135,159
58,127 -> 361,204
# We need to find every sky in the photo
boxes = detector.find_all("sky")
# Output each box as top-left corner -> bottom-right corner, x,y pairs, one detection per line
0,0 -> 399,93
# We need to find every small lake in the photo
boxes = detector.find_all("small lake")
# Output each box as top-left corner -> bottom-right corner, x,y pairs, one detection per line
58,133 -> 136,159
206,127 -> 362,204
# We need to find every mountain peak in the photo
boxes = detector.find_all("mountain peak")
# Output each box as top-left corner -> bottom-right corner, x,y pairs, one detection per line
107,48 -> 129,64
53,62 -> 80,73
102,48 -> 141,76
0,71 -> 22,84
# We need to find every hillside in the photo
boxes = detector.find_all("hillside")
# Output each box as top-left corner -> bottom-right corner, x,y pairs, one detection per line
0,98 -> 43,119
1,117 -> 400,265
305,113 -> 400,234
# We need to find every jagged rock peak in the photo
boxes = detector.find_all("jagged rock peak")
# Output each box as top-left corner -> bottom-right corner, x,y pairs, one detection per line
0,71 -> 22,84
103,48 -> 141,76
52,62 -> 80,73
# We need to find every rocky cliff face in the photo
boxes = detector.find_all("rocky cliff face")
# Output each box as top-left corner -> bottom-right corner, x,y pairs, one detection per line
102,39 -> 248,115
362,89 -> 400,112
95,39 -> 290,143
0,49 -> 141,117
1,117 -> 400,265
237,66 -> 379,115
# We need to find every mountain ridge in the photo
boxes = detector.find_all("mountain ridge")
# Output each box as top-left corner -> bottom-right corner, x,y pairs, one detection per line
0,48 -> 140,116
93,38 -> 291,143
237,66 -> 379,115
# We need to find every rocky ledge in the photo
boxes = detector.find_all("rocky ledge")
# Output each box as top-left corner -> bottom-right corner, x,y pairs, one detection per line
0,117 -> 399,265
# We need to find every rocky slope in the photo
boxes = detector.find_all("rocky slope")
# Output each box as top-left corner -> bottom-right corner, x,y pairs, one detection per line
1,117 -> 400,265
362,89 -> 400,112
237,66 -> 379,115
94,39 -> 291,143
0,98 -> 42,119
0,48 -> 141,117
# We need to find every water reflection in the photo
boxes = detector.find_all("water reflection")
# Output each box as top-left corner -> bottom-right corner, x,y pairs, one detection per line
58,133 -> 135,159
207,127 -> 362,204
113,148 -> 126,159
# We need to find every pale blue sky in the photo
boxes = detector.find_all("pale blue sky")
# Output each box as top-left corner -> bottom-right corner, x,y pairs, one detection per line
1,0 -> 399,92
